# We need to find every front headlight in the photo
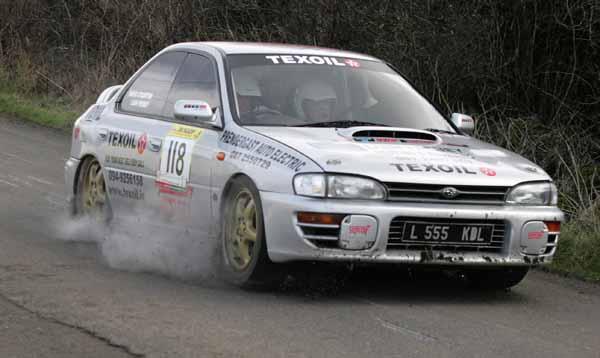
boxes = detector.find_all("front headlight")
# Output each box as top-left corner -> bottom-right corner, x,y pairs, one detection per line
294,174 -> 386,200
506,182 -> 558,206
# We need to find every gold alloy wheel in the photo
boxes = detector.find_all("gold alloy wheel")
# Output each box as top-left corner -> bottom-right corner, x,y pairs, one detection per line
81,159 -> 106,216
226,189 -> 258,271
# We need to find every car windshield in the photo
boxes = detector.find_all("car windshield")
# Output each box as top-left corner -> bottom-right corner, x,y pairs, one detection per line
227,54 -> 455,132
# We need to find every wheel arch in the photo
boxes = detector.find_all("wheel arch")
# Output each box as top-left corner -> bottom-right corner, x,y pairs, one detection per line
219,173 -> 259,216
73,154 -> 99,195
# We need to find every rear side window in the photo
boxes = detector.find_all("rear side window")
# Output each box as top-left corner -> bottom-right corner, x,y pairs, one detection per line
162,53 -> 219,119
120,51 -> 186,117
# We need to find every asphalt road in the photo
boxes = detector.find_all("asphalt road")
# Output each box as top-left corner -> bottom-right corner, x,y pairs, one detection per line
1,118 -> 599,358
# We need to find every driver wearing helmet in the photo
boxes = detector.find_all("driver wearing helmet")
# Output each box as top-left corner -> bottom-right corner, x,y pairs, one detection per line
234,70 -> 279,118
293,80 -> 337,122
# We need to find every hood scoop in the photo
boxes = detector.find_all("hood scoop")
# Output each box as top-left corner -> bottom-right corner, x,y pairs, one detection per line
337,126 -> 441,144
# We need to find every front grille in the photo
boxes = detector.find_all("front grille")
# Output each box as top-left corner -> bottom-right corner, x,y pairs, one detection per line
384,182 -> 509,204
387,217 -> 507,253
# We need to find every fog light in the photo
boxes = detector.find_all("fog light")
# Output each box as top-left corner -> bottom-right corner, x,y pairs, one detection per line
297,212 -> 345,225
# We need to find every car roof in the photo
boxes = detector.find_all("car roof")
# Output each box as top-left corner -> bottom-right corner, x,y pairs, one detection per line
169,41 -> 381,61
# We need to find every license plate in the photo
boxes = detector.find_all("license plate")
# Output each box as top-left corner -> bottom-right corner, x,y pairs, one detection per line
401,222 -> 493,245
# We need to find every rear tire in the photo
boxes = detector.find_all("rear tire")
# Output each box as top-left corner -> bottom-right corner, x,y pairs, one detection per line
75,157 -> 112,223
466,267 -> 529,290
219,176 -> 285,289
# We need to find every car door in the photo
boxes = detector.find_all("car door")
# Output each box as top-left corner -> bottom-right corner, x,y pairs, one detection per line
100,51 -> 187,218
153,52 -> 223,235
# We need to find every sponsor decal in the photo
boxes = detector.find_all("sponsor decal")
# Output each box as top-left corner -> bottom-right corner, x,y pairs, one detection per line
84,104 -> 106,121
155,180 -> 193,197
374,137 -> 400,143
106,169 -> 144,200
107,186 -> 144,200
479,167 -> 496,176
528,231 -> 545,240
344,59 -> 361,68
220,131 -> 261,151
129,100 -> 150,108
127,90 -> 153,99
105,155 -> 145,169
157,183 -> 193,219
469,149 -> 507,158
107,170 -> 143,186
183,103 -> 208,109
435,147 -> 467,155
265,55 -> 360,67
108,131 -> 137,150
168,124 -> 203,140
390,163 -> 478,175
326,159 -> 342,165
230,150 -> 271,169
349,224 -> 371,235
354,137 -> 401,143
220,130 -> 307,172
137,133 -> 148,154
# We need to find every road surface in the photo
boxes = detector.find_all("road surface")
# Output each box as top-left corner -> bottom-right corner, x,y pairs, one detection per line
0,118 -> 599,358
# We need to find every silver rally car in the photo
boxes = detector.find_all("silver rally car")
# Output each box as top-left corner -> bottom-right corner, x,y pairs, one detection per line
65,42 -> 564,289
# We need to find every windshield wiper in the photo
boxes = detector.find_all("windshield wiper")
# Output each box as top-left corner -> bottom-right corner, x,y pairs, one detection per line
294,120 -> 390,128
424,128 -> 457,135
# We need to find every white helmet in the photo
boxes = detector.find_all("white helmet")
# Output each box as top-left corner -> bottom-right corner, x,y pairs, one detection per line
293,80 -> 337,119
234,70 -> 262,97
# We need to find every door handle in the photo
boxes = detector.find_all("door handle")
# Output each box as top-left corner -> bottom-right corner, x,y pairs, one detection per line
149,137 -> 162,152
98,128 -> 109,141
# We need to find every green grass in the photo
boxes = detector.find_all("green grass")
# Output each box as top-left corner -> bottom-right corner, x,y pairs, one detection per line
0,90 -> 78,129
549,222 -> 600,282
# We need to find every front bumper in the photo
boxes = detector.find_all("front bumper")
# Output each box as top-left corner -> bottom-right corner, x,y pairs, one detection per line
260,191 -> 564,266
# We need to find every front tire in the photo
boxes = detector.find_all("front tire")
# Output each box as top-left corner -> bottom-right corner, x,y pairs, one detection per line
466,267 -> 529,290
220,176 -> 284,289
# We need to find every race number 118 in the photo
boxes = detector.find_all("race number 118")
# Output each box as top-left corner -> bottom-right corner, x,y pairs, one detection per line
159,137 -> 194,188
165,140 -> 186,176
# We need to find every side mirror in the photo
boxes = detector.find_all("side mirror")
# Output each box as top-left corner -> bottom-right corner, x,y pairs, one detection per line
450,113 -> 475,135
174,100 -> 213,122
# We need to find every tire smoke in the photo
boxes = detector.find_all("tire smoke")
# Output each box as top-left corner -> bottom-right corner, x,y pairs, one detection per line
55,213 -> 220,282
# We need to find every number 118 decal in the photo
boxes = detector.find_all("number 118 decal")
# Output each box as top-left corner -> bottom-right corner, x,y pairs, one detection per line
158,137 -> 194,188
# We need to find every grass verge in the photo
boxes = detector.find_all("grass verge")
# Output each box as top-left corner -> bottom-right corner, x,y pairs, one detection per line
0,90 -> 77,130
549,222 -> 600,282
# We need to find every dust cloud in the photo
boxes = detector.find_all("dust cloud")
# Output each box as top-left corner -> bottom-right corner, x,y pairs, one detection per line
54,212 -> 220,282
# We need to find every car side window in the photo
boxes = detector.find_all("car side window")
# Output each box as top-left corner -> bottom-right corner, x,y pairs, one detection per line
120,51 -> 187,117
162,53 -> 219,119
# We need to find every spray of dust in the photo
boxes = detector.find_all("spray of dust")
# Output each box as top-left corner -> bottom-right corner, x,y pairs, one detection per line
54,211 -> 221,282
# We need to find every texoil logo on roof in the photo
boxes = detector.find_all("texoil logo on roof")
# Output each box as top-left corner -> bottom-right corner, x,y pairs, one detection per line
265,55 -> 360,67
